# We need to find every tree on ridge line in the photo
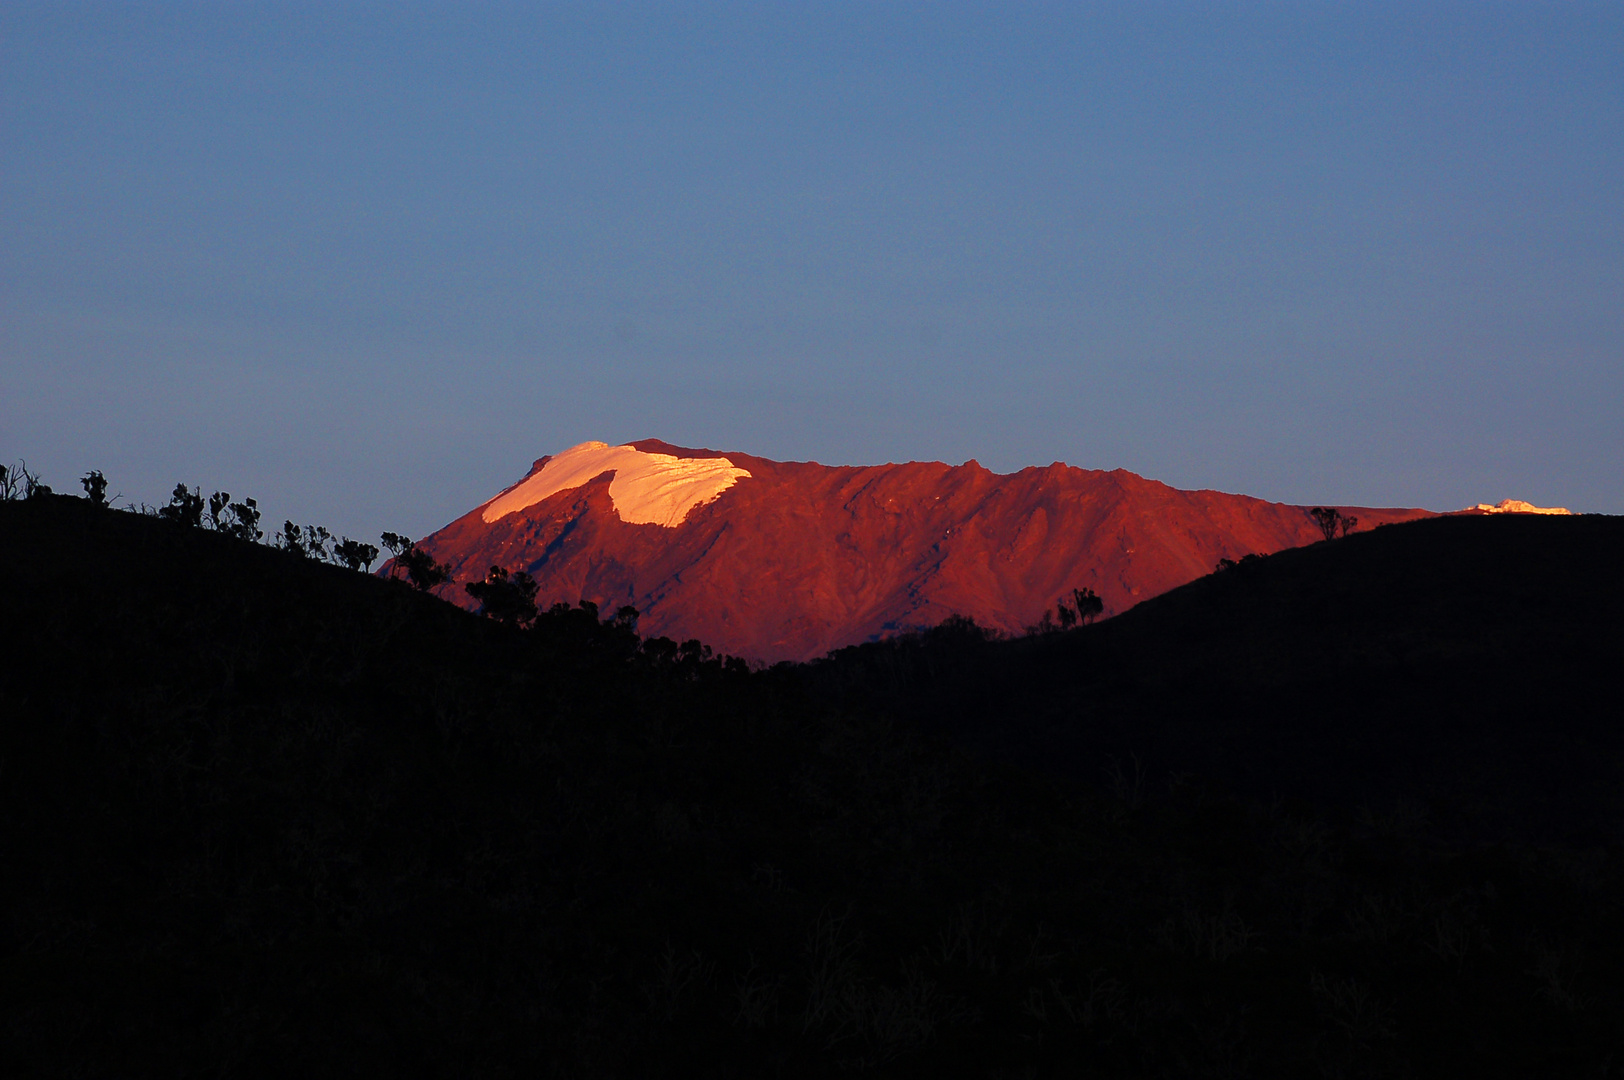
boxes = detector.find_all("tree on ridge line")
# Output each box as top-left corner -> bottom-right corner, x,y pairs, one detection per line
381,532 -> 452,592
1309,507 -> 1358,541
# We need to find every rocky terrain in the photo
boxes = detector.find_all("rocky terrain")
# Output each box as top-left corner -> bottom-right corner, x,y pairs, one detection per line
412,439 -> 1434,661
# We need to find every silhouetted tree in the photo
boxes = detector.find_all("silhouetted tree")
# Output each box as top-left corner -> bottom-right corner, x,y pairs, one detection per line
381,532 -> 451,592
278,522 -> 309,558
233,499 -> 264,542
1071,586 -> 1104,625
333,538 -> 380,572
930,614 -> 995,643
10,461 -> 51,500
277,522 -> 337,560
207,494 -> 263,542
80,470 -> 109,507
306,525 -> 333,561
1027,608 -> 1058,635
158,484 -> 205,527
465,565 -> 540,627
1309,507 -> 1351,541
1054,592 -> 1096,630
677,638 -> 713,671
641,635 -> 678,664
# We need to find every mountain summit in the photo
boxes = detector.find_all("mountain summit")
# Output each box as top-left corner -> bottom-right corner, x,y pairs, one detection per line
411,440 -> 1433,661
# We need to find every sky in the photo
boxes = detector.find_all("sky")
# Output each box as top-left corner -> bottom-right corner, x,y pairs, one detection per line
3,2 -> 1620,542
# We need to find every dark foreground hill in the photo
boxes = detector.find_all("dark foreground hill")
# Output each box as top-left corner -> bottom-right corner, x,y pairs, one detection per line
828,513 -> 1624,848
2,495 -> 1621,1077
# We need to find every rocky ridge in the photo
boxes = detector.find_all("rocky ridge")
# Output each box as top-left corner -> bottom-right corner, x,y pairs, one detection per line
411,440 -> 1434,661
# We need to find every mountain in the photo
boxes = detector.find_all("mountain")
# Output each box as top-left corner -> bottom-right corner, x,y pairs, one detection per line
411,439 -> 1433,660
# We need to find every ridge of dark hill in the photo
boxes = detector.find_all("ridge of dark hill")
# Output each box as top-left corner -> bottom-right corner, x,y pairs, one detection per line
820,513 -> 1624,846
2,494 -> 1620,1076
412,440 -> 1433,661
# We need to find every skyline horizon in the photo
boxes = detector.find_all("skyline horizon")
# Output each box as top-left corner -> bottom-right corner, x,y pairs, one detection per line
4,3 -> 1619,539
5,432 -> 1579,556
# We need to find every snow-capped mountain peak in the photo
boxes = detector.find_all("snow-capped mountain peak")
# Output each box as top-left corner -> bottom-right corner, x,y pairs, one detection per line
1469,499 -> 1572,516
481,441 -> 751,528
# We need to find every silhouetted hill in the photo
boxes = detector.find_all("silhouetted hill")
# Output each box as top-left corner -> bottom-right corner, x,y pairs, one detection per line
2,495 -> 1620,1077
817,514 -> 1624,848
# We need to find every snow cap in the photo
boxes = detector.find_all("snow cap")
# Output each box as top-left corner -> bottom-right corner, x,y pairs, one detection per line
482,441 -> 750,528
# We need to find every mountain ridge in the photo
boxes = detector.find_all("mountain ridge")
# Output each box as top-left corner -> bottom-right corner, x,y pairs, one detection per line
412,440 -> 1435,661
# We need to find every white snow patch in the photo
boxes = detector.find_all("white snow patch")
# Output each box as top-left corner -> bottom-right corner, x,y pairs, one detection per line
1469,499 -> 1572,516
481,441 -> 751,528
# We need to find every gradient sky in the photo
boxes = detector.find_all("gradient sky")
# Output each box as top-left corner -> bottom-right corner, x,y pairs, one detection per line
3,2 -> 1620,542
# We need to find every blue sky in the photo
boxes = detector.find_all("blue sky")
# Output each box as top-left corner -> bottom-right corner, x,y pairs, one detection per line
3,2 -> 1620,541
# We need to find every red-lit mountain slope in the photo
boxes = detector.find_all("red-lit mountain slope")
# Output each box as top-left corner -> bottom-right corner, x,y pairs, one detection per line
409,440 -> 1433,662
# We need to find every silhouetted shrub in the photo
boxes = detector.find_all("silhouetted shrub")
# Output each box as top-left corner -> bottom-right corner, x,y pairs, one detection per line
465,565 -> 540,627
207,490 -> 229,530
80,470 -> 109,507
333,537 -> 380,572
277,521 -> 338,560
2,461 -> 60,500
1027,608 -> 1058,635
611,604 -> 640,632
642,634 -> 678,664
400,546 -> 449,590
276,519 -> 342,558
9,460 -> 52,499
206,492 -> 264,542
1050,587 -> 1105,631
157,483 -> 204,527
381,532 -> 451,592
928,614 -> 996,644
277,521 -> 310,557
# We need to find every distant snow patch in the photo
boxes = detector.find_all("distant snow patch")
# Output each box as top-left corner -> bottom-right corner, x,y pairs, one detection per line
481,441 -> 751,528
1468,499 -> 1572,516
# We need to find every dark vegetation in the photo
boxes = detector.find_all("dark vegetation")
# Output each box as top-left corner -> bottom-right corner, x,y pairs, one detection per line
1309,507 -> 1359,541
381,531 -> 451,592
2,467 -> 1621,1077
